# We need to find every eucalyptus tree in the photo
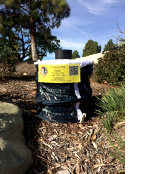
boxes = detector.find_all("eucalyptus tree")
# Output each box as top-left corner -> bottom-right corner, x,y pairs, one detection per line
0,0 -> 70,61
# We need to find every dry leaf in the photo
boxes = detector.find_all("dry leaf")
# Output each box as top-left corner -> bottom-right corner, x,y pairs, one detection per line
97,166 -> 101,172
94,164 -> 105,168
76,159 -> 80,174
91,134 -> 97,141
92,141 -> 98,150
114,121 -> 125,129
32,91 -> 36,95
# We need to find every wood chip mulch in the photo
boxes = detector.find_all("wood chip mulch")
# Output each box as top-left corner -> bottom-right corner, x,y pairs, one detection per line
0,64 -> 124,174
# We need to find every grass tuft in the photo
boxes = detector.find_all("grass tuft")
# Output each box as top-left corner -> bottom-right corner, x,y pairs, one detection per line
96,84 -> 125,132
95,84 -> 125,170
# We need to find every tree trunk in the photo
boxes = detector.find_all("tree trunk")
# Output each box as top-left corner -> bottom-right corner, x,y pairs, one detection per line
30,17 -> 38,62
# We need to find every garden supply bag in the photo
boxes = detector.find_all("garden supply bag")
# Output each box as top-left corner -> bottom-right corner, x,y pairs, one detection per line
34,59 -> 94,123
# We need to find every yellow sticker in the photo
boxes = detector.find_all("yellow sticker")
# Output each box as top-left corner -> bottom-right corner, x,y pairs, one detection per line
38,64 -> 81,83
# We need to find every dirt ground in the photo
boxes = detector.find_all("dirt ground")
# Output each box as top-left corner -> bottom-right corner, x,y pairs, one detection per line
0,61 -> 125,174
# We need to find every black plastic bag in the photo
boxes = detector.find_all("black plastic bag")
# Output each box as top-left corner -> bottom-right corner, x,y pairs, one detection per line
35,63 -> 93,123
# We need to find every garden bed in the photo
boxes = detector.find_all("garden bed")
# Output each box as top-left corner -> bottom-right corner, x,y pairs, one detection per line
0,61 -> 124,174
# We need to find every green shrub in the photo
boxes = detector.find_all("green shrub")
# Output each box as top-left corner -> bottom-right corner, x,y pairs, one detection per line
93,44 -> 125,86
96,84 -> 125,132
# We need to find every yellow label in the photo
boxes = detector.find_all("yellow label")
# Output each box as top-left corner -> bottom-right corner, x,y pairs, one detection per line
38,64 -> 81,83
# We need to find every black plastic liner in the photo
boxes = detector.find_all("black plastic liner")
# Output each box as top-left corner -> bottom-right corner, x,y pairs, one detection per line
35,63 -> 93,123
36,82 -> 92,105
37,102 -> 79,123
36,98 -> 94,123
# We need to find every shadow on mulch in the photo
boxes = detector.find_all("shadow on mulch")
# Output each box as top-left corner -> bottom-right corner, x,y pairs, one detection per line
0,75 -> 35,82
0,79 -> 103,173
11,100 -> 46,173
83,95 -> 102,121
13,100 -> 49,173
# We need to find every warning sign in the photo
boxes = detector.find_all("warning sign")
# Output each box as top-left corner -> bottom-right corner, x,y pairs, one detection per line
38,64 -> 81,83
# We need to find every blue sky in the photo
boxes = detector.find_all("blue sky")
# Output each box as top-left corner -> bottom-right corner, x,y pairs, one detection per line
45,0 -> 125,60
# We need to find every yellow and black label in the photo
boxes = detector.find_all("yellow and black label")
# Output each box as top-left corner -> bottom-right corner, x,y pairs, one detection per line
38,64 -> 81,83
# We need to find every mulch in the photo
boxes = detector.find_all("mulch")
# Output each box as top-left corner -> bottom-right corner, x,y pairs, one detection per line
0,61 -> 124,174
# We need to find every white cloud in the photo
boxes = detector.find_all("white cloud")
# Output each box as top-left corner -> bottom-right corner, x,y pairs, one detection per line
53,16 -> 93,38
60,39 -> 85,51
77,0 -> 123,15
60,17 -> 81,28
74,27 -> 92,38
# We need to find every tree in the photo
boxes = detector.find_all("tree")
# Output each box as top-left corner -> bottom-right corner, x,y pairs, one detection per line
82,40 -> 101,57
0,28 -> 19,58
103,39 -> 115,53
0,24 -> 18,77
0,44 -> 17,77
0,23 -> 60,61
72,50 -> 80,59
0,0 -> 70,61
